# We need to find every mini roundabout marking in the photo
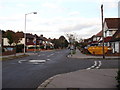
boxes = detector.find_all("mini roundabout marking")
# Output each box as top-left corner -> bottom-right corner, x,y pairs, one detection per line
18,59 -> 47,64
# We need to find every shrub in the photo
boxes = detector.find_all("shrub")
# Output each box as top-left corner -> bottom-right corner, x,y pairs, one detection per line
16,44 -> 24,53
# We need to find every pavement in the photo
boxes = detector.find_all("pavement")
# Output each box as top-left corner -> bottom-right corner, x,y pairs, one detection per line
37,49 -> 119,89
69,49 -> 120,59
38,69 -> 118,88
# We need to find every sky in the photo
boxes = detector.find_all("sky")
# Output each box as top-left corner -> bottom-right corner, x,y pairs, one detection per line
0,0 -> 119,39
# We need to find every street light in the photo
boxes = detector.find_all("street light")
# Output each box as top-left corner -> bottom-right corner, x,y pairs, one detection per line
24,12 -> 37,55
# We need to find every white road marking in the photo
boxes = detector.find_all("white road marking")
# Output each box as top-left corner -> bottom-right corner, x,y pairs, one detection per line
29,60 -> 46,63
47,53 -> 54,57
86,61 -> 97,70
18,59 -> 46,64
46,59 -> 50,61
18,60 -> 27,64
86,61 -> 102,70
96,61 -> 102,69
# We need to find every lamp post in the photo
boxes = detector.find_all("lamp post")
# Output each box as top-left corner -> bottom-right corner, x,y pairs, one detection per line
24,12 -> 37,55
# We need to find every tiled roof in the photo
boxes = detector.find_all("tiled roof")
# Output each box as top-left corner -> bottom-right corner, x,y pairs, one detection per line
105,18 -> 120,29
110,30 -> 120,42
26,33 -> 34,38
95,30 -> 102,37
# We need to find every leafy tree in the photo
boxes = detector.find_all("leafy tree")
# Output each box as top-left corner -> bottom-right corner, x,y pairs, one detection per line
59,36 -> 68,48
13,31 -> 24,45
2,30 -> 6,38
5,30 -> 15,46
51,36 -> 68,49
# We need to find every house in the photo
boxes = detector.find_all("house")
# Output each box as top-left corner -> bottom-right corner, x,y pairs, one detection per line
104,18 -> 119,37
103,18 -> 120,53
84,30 -> 103,46
26,33 -> 35,48
103,18 -> 120,46
26,33 -> 53,50
110,30 -> 120,53
90,30 -> 103,44
3,32 -> 24,46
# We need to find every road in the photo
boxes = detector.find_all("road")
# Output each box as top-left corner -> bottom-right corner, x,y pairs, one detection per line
2,49 -> 118,89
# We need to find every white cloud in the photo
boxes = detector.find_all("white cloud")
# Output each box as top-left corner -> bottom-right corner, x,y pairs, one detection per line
41,2 -> 67,12
69,11 -> 80,16
42,3 -> 58,9
16,3 -> 28,8
23,15 -> 102,39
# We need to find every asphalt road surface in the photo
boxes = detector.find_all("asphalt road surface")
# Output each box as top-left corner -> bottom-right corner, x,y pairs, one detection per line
2,49 -> 118,89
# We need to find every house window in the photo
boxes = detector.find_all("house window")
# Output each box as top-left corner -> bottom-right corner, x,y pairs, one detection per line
27,39 -> 29,42
109,31 -> 112,36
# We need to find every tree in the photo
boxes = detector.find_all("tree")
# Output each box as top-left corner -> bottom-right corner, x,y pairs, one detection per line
13,31 -> 24,45
59,36 -> 68,48
51,39 -> 60,49
5,30 -> 15,46
51,36 -> 68,49
2,30 -> 6,38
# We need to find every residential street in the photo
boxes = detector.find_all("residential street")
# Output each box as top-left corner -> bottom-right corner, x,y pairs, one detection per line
2,49 -> 118,89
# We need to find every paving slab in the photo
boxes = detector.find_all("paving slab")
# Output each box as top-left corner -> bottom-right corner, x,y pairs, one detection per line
38,69 -> 118,88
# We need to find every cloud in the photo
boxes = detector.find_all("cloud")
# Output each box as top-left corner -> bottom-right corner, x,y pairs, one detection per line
42,3 -> 58,9
16,3 -> 28,8
99,0 -> 119,8
59,17 -> 101,32
41,2 -> 67,12
69,11 -> 80,16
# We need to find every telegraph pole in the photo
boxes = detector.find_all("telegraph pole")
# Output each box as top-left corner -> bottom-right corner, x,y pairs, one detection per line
101,4 -> 105,59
